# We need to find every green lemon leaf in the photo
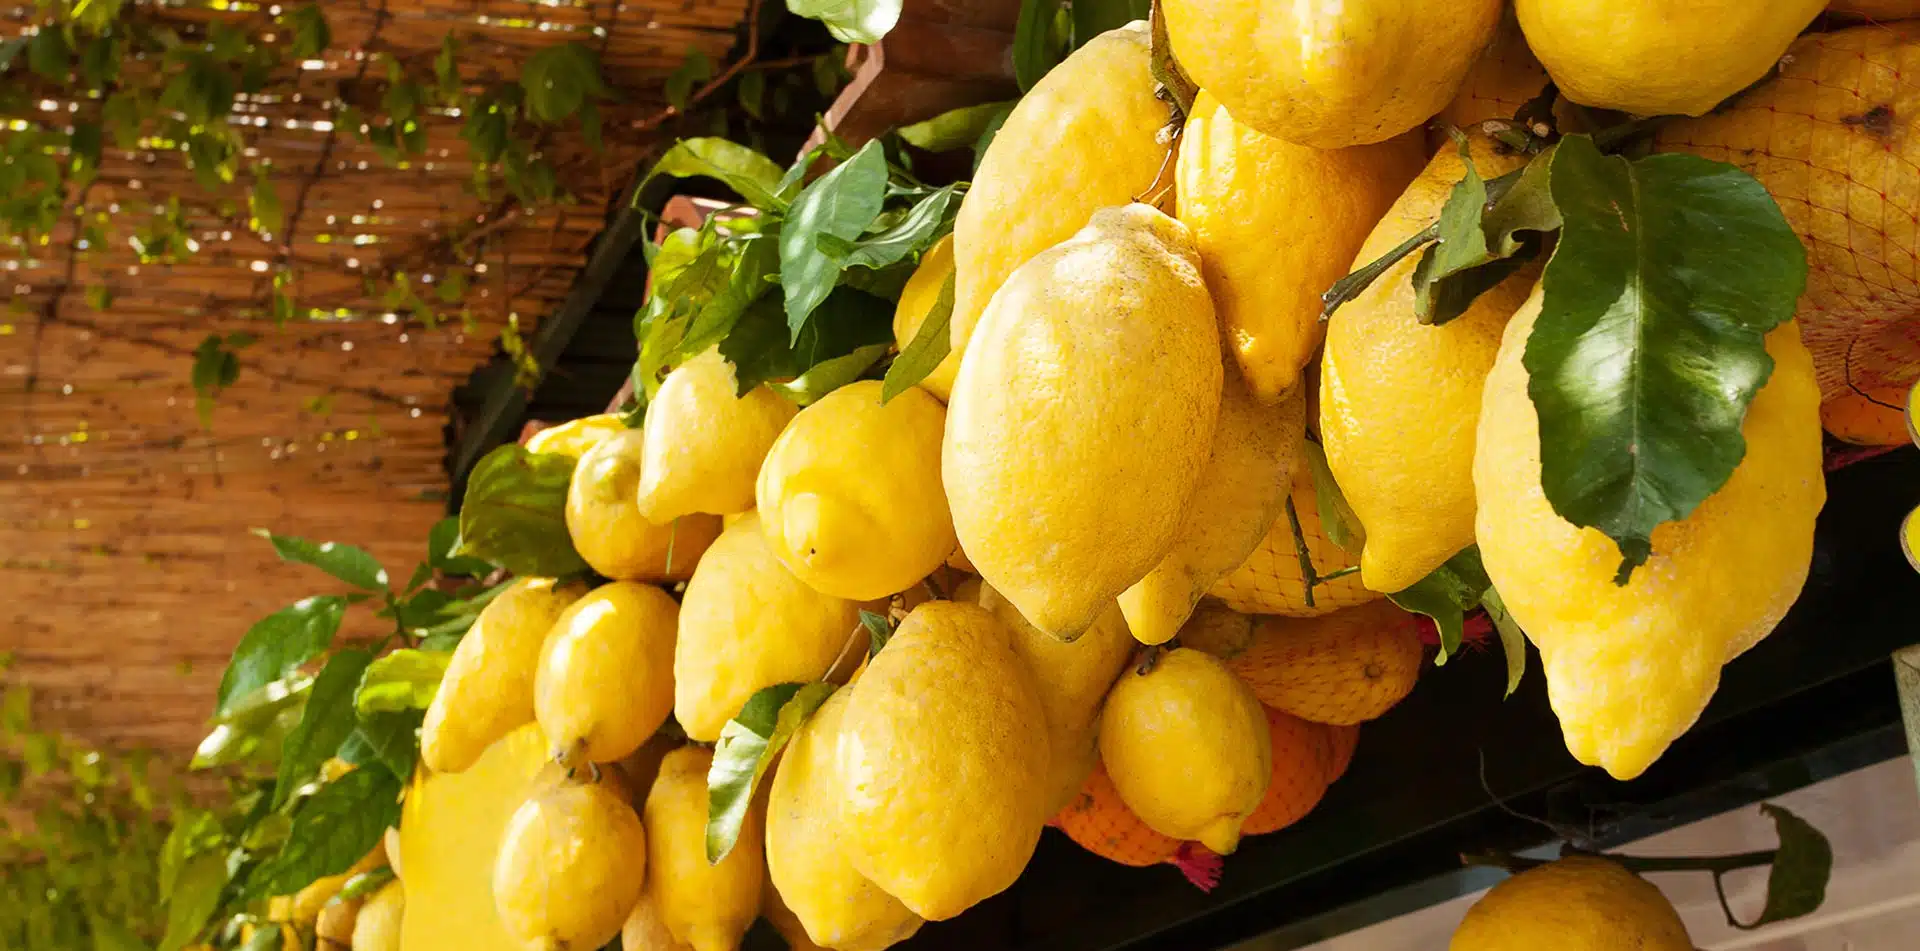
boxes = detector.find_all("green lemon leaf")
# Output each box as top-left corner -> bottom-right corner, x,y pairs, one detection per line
28,26 -> 69,81
882,271 -> 954,404
817,184 -> 961,270
285,4 -> 331,59
253,531 -> 388,591
247,767 -> 402,900
899,102 -> 1016,152
706,682 -> 837,863
342,709 -> 423,782
1387,547 -> 1491,664
237,922 -> 283,951
1479,585 -> 1527,698
664,47 -> 714,111
1302,439 -> 1364,554
520,42 -> 608,121
339,867 -> 397,902
859,610 -> 894,657
158,850 -> 228,951
158,810 -> 225,897
0,36 -> 27,72
353,650 -> 449,716
781,140 -> 890,337
428,515 -> 493,577
787,0 -> 903,45
1530,135 -> 1806,583
1717,804 -> 1833,929
455,444 -> 589,577
215,598 -> 347,718
274,650 -> 375,808
195,676 -> 311,770
1013,0 -> 1068,91
1072,0 -> 1149,45
641,137 -> 787,211
1408,137 -> 1558,326
775,343 -> 890,405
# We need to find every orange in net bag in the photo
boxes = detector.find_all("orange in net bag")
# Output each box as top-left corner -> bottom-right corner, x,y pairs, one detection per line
1658,23 -> 1920,405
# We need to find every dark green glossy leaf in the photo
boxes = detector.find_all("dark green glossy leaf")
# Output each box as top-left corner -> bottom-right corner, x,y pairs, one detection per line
642,137 -> 786,211
1013,0 -> 1067,91
881,271 -> 954,403
247,767 -> 402,900
787,0 -> 903,44
194,677 -> 311,770
215,598 -> 346,717
1479,586 -> 1527,698
254,531 -> 388,591
455,444 -> 589,577
428,515 -> 493,576
339,867 -> 397,902
859,610 -> 893,657
1072,0 -> 1149,45
1388,547 -> 1490,664
780,140 -> 889,337
1529,135 -> 1806,582
353,650 -> 449,716
816,184 -> 960,270
774,343 -> 889,405
158,850 -> 227,951
274,650 -> 374,808
664,47 -> 714,111
286,4 -> 331,59
1302,439 -> 1363,554
521,42 -> 609,121
1733,804 -> 1833,929
706,682 -> 836,862
28,27 -> 69,82
899,101 -> 1015,153
347,710 -> 423,782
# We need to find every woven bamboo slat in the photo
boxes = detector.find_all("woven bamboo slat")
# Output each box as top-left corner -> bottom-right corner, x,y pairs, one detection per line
0,0 -> 751,756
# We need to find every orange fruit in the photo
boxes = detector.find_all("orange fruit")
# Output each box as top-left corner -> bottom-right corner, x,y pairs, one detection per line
1241,707 -> 1333,836
1821,386 -> 1911,446
1209,465 -> 1382,617
1052,761 -> 1181,867
1228,601 -> 1423,725
1323,723 -> 1360,784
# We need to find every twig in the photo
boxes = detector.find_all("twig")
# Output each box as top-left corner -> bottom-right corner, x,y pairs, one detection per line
24,180 -> 100,467
1283,495 -> 1321,608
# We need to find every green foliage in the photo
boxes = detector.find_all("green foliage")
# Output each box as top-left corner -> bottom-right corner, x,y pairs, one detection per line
898,101 -> 1015,154
1388,547 -> 1492,664
1528,135 -> 1805,582
454,445 -> 589,578
881,271 -> 952,403
1013,0 -> 1072,91
786,0 -> 904,45
1737,803 -> 1833,929
859,609 -> 894,656
705,682 -> 837,862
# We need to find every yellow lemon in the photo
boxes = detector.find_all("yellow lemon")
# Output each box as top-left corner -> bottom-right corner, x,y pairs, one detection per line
619,889 -> 691,951
1176,89 -> 1422,402
349,880 -> 403,951
1450,856 -> 1693,951
492,777 -> 647,951
891,235 -> 958,402
1475,288 -> 1825,780
1210,463 -> 1382,616
945,204 -> 1221,639
525,414 -> 626,459
674,513 -> 864,742
971,580 -> 1137,816
534,582 -> 679,769
951,22 -> 1168,378
1099,648 -> 1270,854
1120,367 -> 1304,643
757,380 -> 954,600
421,577 -> 587,775
1515,0 -> 1825,116
400,723 -> 548,951
644,747 -> 765,951
1164,0 -> 1502,147
765,690 -> 923,951
565,428 -> 721,582
836,602 -> 1051,920
1320,133 -> 1537,594
637,347 -> 797,521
